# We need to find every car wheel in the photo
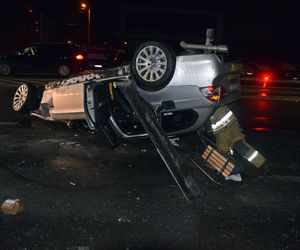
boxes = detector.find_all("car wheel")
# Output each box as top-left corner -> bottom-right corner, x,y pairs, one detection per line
131,41 -> 176,91
12,84 -> 41,113
0,63 -> 12,75
57,64 -> 71,77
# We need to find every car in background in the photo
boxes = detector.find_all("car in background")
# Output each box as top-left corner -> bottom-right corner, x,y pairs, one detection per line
240,60 -> 300,87
0,43 -> 86,77
82,46 -> 113,70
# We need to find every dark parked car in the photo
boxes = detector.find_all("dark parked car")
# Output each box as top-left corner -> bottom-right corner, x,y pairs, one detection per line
83,47 -> 113,69
0,43 -> 86,77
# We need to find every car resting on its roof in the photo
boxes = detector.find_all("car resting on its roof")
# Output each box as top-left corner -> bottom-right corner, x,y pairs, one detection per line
12,29 -> 266,200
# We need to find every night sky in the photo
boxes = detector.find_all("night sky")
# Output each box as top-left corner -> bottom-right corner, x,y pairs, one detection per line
0,0 -> 299,62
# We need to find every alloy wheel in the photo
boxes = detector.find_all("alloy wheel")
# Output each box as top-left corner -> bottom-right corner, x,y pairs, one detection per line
135,46 -> 168,82
13,84 -> 28,111
0,64 -> 11,75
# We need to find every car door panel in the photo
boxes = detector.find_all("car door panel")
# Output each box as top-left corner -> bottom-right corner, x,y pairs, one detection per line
50,83 -> 85,120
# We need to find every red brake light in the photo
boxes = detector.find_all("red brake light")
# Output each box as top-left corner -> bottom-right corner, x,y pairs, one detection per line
200,86 -> 226,102
75,54 -> 84,60
207,86 -> 215,92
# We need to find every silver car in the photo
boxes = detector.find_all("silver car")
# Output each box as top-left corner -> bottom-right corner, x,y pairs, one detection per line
12,40 -> 241,142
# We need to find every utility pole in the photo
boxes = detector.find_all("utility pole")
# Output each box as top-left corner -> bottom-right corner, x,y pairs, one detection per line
80,2 -> 91,47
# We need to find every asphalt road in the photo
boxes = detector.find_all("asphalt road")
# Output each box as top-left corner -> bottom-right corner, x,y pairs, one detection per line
0,78 -> 300,250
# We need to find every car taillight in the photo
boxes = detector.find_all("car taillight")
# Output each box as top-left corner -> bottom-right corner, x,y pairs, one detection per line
200,86 -> 226,102
75,54 -> 84,60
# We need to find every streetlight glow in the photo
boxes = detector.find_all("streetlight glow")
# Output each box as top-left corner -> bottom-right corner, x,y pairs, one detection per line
80,3 -> 87,10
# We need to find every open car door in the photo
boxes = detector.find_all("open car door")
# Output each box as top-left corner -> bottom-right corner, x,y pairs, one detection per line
84,77 -> 200,200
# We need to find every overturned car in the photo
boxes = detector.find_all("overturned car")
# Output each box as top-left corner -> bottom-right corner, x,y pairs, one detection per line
12,30 -> 265,199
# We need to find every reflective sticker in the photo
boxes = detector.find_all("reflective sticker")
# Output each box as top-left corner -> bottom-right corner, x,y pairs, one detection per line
246,150 -> 259,162
211,111 -> 234,133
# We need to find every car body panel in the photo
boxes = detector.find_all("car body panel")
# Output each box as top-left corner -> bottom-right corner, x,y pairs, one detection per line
51,83 -> 85,120
167,54 -> 221,86
40,83 -> 85,120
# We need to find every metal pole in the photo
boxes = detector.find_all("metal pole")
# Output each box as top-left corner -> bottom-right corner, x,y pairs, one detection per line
88,8 -> 91,46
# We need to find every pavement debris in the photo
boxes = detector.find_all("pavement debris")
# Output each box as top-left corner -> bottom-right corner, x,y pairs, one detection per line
1,199 -> 23,215
76,247 -> 90,250
117,216 -> 132,223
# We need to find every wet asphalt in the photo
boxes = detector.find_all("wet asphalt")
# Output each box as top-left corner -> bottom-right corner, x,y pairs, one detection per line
0,78 -> 300,249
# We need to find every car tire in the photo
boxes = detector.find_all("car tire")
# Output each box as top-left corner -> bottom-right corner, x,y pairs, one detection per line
12,83 -> 41,113
57,64 -> 71,77
131,41 -> 176,91
0,63 -> 12,75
